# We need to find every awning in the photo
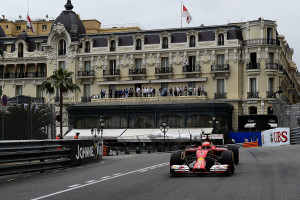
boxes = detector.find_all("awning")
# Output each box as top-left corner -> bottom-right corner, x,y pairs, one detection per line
244,123 -> 256,128
117,128 -> 213,142
64,129 -> 126,140
268,123 -> 278,128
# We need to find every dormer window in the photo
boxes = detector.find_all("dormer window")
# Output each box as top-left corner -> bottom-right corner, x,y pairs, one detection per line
189,35 -> 196,47
58,39 -> 66,55
110,40 -> 116,51
162,37 -> 168,49
218,34 -> 224,46
18,43 -> 24,57
136,39 -> 142,50
85,41 -> 90,53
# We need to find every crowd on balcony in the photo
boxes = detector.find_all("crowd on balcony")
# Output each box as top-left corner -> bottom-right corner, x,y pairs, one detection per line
88,85 -> 207,100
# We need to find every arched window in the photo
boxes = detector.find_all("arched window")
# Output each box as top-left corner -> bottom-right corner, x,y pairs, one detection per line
189,35 -> 196,47
58,39 -> 66,55
18,43 -> 24,57
162,37 -> 168,49
85,41 -> 90,53
110,40 -> 116,51
136,39 -> 142,50
249,106 -> 257,115
218,34 -> 224,45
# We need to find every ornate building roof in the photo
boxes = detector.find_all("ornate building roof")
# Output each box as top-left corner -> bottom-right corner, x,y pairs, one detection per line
51,0 -> 86,41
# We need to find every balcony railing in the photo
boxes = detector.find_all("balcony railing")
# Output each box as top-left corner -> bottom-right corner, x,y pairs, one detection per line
218,41 -> 224,46
243,38 -> 280,46
155,67 -> 173,74
81,96 -> 92,103
214,92 -> 227,99
78,70 -> 95,77
103,69 -> 120,76
15,73 -> 25,78
211,64 -> 230,71
247,92 -> 260,99
4,73 -> 14,79
58,50 -> 66,56
110,47 -> 116,52
266,91 -> 276,98
182,65 -> 201,73
25,72 -> 46,78
129,68 -> 146,75
136,46 -> 142,50
246,63 -> 260,70
265,63 -> 279,70
162,44 -> 168,49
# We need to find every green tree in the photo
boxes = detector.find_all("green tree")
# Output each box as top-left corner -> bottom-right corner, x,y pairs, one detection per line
42,68 -> 80,138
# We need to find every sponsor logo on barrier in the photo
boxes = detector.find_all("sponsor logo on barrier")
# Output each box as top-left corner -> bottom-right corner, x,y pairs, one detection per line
75,145 -> 102,160
262,128 -> 290,147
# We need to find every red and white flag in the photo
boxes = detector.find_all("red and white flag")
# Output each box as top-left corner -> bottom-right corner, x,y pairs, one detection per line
182,5 -> 193,24
27,14 -> 35,33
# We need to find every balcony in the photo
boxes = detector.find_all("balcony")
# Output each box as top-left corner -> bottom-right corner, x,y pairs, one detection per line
182,65 -> 201,77
26,72 -> 46,78
265,63 -> 280,76
214,92 -> 227,99
155,67 -> 173,74
103,69 -> 120,78
246,63 -> 261,76
266,91 -> 276,98
78,70 -> 95,77
247,92 -> 260,99
210,64 -> 230,80
243,38 -> 280,46
128,68 -> 147,79
15,73 -> 25,78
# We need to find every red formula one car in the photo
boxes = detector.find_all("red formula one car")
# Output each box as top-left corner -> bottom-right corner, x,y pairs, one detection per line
170,141 -> 239,175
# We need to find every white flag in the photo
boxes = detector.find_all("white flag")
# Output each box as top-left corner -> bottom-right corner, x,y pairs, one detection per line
182,5 -> 193,24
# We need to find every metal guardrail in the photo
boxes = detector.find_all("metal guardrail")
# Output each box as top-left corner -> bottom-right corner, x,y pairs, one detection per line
0,140 -> 102,176
290,128 -> 300,145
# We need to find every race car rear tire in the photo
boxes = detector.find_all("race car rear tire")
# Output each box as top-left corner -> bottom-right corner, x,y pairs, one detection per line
221,150 -> 235,174
227,144 -> 239,165
170,151 -> 184,174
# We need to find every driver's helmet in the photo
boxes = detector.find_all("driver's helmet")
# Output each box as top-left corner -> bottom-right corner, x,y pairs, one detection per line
202,141 -> 211,149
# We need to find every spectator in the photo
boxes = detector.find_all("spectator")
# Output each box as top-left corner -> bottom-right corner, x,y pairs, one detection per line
169,87 -> 173,97
174,87 -> 177,96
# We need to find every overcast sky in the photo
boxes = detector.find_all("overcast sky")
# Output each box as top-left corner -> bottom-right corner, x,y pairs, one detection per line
1,0 -> 299,69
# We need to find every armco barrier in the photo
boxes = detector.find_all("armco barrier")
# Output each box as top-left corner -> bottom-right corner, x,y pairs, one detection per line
0,139 -> 102,176
290,128 -> 300,145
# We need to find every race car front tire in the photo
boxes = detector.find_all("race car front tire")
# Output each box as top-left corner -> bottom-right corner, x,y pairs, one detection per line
221,150 -> 235,174
227,144 -> 239,165
170,151 -> 184,174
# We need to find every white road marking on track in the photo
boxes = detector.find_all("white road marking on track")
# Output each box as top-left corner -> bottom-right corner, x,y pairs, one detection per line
113,173 -> 122,176
31,162 -> 169,200
68,184 -> 80,188
85,180 -> 96,184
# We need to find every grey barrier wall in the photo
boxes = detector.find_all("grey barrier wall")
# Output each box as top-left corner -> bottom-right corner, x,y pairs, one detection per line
290,128 -> 300,145
0,139 -> 102,176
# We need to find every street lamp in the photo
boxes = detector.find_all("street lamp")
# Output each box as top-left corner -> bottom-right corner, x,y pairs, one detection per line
99,116 -> 105,140
160,122 -> 169,152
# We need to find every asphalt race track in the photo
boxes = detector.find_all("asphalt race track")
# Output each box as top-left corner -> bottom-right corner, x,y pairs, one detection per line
0,145 -> 299,200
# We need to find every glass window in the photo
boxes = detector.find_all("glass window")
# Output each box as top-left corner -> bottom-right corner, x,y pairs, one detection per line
58,39 -> 66,55
161,57 -> 169,68
217,55 -> 225,65
250,78 -> 257,93
18,43 -> 24,57
16,85 -> 22,95
136,39 -> 142,50
59,61 -> 65,69
269,78 -> 274,93
189,35 -> 196,47
249,106 -> 257,115
37,85 -> 43,98
16,26 -> 21,30
135,59 -> 142,69
85,42 -> 90,53
269,53 -> 274,64
84,84 -> 90,98
218,34 -> 224,45
42,25 -> 47,30
110,40 -> 116,51
162,37 -> 168,49
84,61 -> 91,71
217,79 -> 225,93
109,60 -> 117,74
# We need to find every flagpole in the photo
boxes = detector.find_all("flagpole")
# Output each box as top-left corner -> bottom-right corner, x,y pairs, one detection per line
181,1 -> 183,28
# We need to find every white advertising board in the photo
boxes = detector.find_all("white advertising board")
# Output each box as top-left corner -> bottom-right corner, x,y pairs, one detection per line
261,128 -> 290,147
